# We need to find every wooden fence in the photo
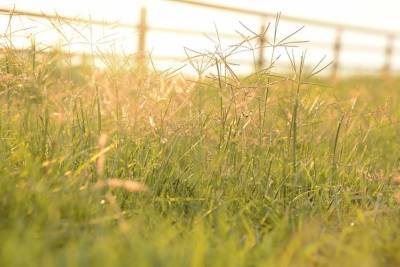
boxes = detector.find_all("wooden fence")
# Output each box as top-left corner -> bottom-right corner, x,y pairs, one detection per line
1,0 -> 399,78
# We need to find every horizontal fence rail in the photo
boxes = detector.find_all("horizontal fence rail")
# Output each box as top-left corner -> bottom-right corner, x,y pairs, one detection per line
1,0 -> 399,78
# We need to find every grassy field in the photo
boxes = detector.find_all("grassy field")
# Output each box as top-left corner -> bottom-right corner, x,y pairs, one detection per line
1,42 -> 400,267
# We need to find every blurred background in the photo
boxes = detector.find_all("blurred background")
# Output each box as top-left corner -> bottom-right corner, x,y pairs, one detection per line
0,0 -> 399,77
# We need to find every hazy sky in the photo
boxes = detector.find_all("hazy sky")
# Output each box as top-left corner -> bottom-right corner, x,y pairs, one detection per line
2,0 -> 400,30
1,0 -> 399,72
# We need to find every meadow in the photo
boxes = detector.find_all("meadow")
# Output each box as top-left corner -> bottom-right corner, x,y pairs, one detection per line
1,28 -> 400,266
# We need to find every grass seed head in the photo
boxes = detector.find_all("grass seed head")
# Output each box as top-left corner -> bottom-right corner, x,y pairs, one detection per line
96,178 -> 148,193
393,174 -> 400,185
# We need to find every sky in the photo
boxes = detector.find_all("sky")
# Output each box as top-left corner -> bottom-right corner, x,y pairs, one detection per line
2,0 -> 400,30
1,0 -> 399,73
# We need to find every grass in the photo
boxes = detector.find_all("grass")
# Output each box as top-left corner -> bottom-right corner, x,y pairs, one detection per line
1,19 -> 400,267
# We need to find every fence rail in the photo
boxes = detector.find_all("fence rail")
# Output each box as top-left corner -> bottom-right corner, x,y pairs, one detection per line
1,0 -> 399,78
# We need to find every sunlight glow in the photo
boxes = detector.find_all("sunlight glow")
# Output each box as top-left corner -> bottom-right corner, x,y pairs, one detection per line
1,0 -> 400,74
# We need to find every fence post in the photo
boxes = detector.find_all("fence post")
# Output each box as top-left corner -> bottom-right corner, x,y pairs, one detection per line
331,28 -> 342,80
257,18 -> 267,70
382,34 -> 394,76
137,6 -> 147,64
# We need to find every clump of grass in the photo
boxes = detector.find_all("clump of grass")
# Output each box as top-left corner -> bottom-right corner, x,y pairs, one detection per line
0,13 -> 400,267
